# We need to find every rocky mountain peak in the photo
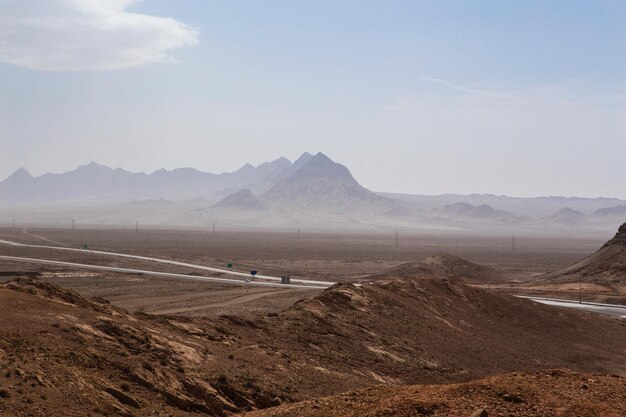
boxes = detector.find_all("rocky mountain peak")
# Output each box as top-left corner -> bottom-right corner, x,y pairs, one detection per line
291,152 -> 314,171
292,152 -> 355,181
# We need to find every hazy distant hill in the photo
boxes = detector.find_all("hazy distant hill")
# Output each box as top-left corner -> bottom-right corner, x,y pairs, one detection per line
436,202 -> 519,223
592,204 -> 626,220
0,167 -> 34,203
0,157 -> 311,205
1,153 -> 624,234
382,192 -> 626,218
213,189 -> 264,210
544,207 -> 587,225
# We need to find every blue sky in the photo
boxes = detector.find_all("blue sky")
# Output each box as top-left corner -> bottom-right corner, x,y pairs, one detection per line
1,0 -> 625,197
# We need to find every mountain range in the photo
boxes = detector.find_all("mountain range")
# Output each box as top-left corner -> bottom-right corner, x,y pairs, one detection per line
1,152 -> 624,235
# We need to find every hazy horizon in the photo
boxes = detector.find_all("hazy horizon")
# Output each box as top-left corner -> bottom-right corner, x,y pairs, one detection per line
4,153 -> 626,201
1,1 -> 625,199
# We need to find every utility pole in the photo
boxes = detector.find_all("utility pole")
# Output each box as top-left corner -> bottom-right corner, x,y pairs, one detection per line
395,230 -> 399,246
512,236 -> 516,251
212,222 -> 215,235
579,277 -> 582,304
297,227 -> 300,240
135,220 -> 138,233
71,218 -> 75,230
488,269 -> 492,290
12,218 -> 15,229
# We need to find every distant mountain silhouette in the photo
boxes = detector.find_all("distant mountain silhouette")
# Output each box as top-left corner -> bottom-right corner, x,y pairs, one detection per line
2,154 -> 625,233
262,152 -> 394,214
0,152 -> 394,216
0,158 -> 303,205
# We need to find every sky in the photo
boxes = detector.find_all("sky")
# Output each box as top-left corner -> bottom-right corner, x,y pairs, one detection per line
1,0 -> 625,198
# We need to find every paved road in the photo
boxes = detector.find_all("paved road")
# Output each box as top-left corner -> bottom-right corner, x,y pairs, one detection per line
0,237 -> 333,287
517,296 -> 626,318
0,255 -> 331,290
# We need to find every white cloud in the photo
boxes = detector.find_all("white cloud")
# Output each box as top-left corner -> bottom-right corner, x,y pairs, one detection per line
0,0 -> 199,71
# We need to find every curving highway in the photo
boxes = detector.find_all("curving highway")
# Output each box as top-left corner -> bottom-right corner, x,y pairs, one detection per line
0,237 -> 334,289
517,295 -> 626,318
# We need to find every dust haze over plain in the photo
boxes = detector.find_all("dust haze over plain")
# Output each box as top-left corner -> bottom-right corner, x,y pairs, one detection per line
1,0 -> 625,200
3,4 -> 626,417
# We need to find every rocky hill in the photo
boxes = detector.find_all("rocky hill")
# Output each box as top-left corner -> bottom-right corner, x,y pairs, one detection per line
1,268 -> 625,416
541,222 -> 626,284
0,278 -> 284,417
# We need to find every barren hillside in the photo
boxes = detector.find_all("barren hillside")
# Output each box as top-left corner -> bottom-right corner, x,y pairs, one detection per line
541,222 -> 626,284
243,370 -> 626,417
1,271 -> 624,416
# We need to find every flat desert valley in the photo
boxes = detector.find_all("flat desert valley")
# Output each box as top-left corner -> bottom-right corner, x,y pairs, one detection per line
0,227 -> 617,315
0,225 -> 624,417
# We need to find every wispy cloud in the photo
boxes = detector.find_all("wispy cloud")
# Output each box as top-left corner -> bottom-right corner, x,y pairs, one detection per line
419,76 -> 495,96
0,0 -> 199,71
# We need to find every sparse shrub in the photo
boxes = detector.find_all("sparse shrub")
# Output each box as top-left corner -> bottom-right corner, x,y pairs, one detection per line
25,396 -> 34,404
4,370 -> 10,378
120,382 -> 130,392
0,388 -> 9,398
40,393 -> 47,400
228,354 -> 234,360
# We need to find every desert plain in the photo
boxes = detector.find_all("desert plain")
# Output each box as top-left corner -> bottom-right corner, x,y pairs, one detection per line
0,225 -> 624,417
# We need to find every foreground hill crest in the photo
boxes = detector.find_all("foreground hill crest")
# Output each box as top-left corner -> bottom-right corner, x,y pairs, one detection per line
0,262 -> 625,416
